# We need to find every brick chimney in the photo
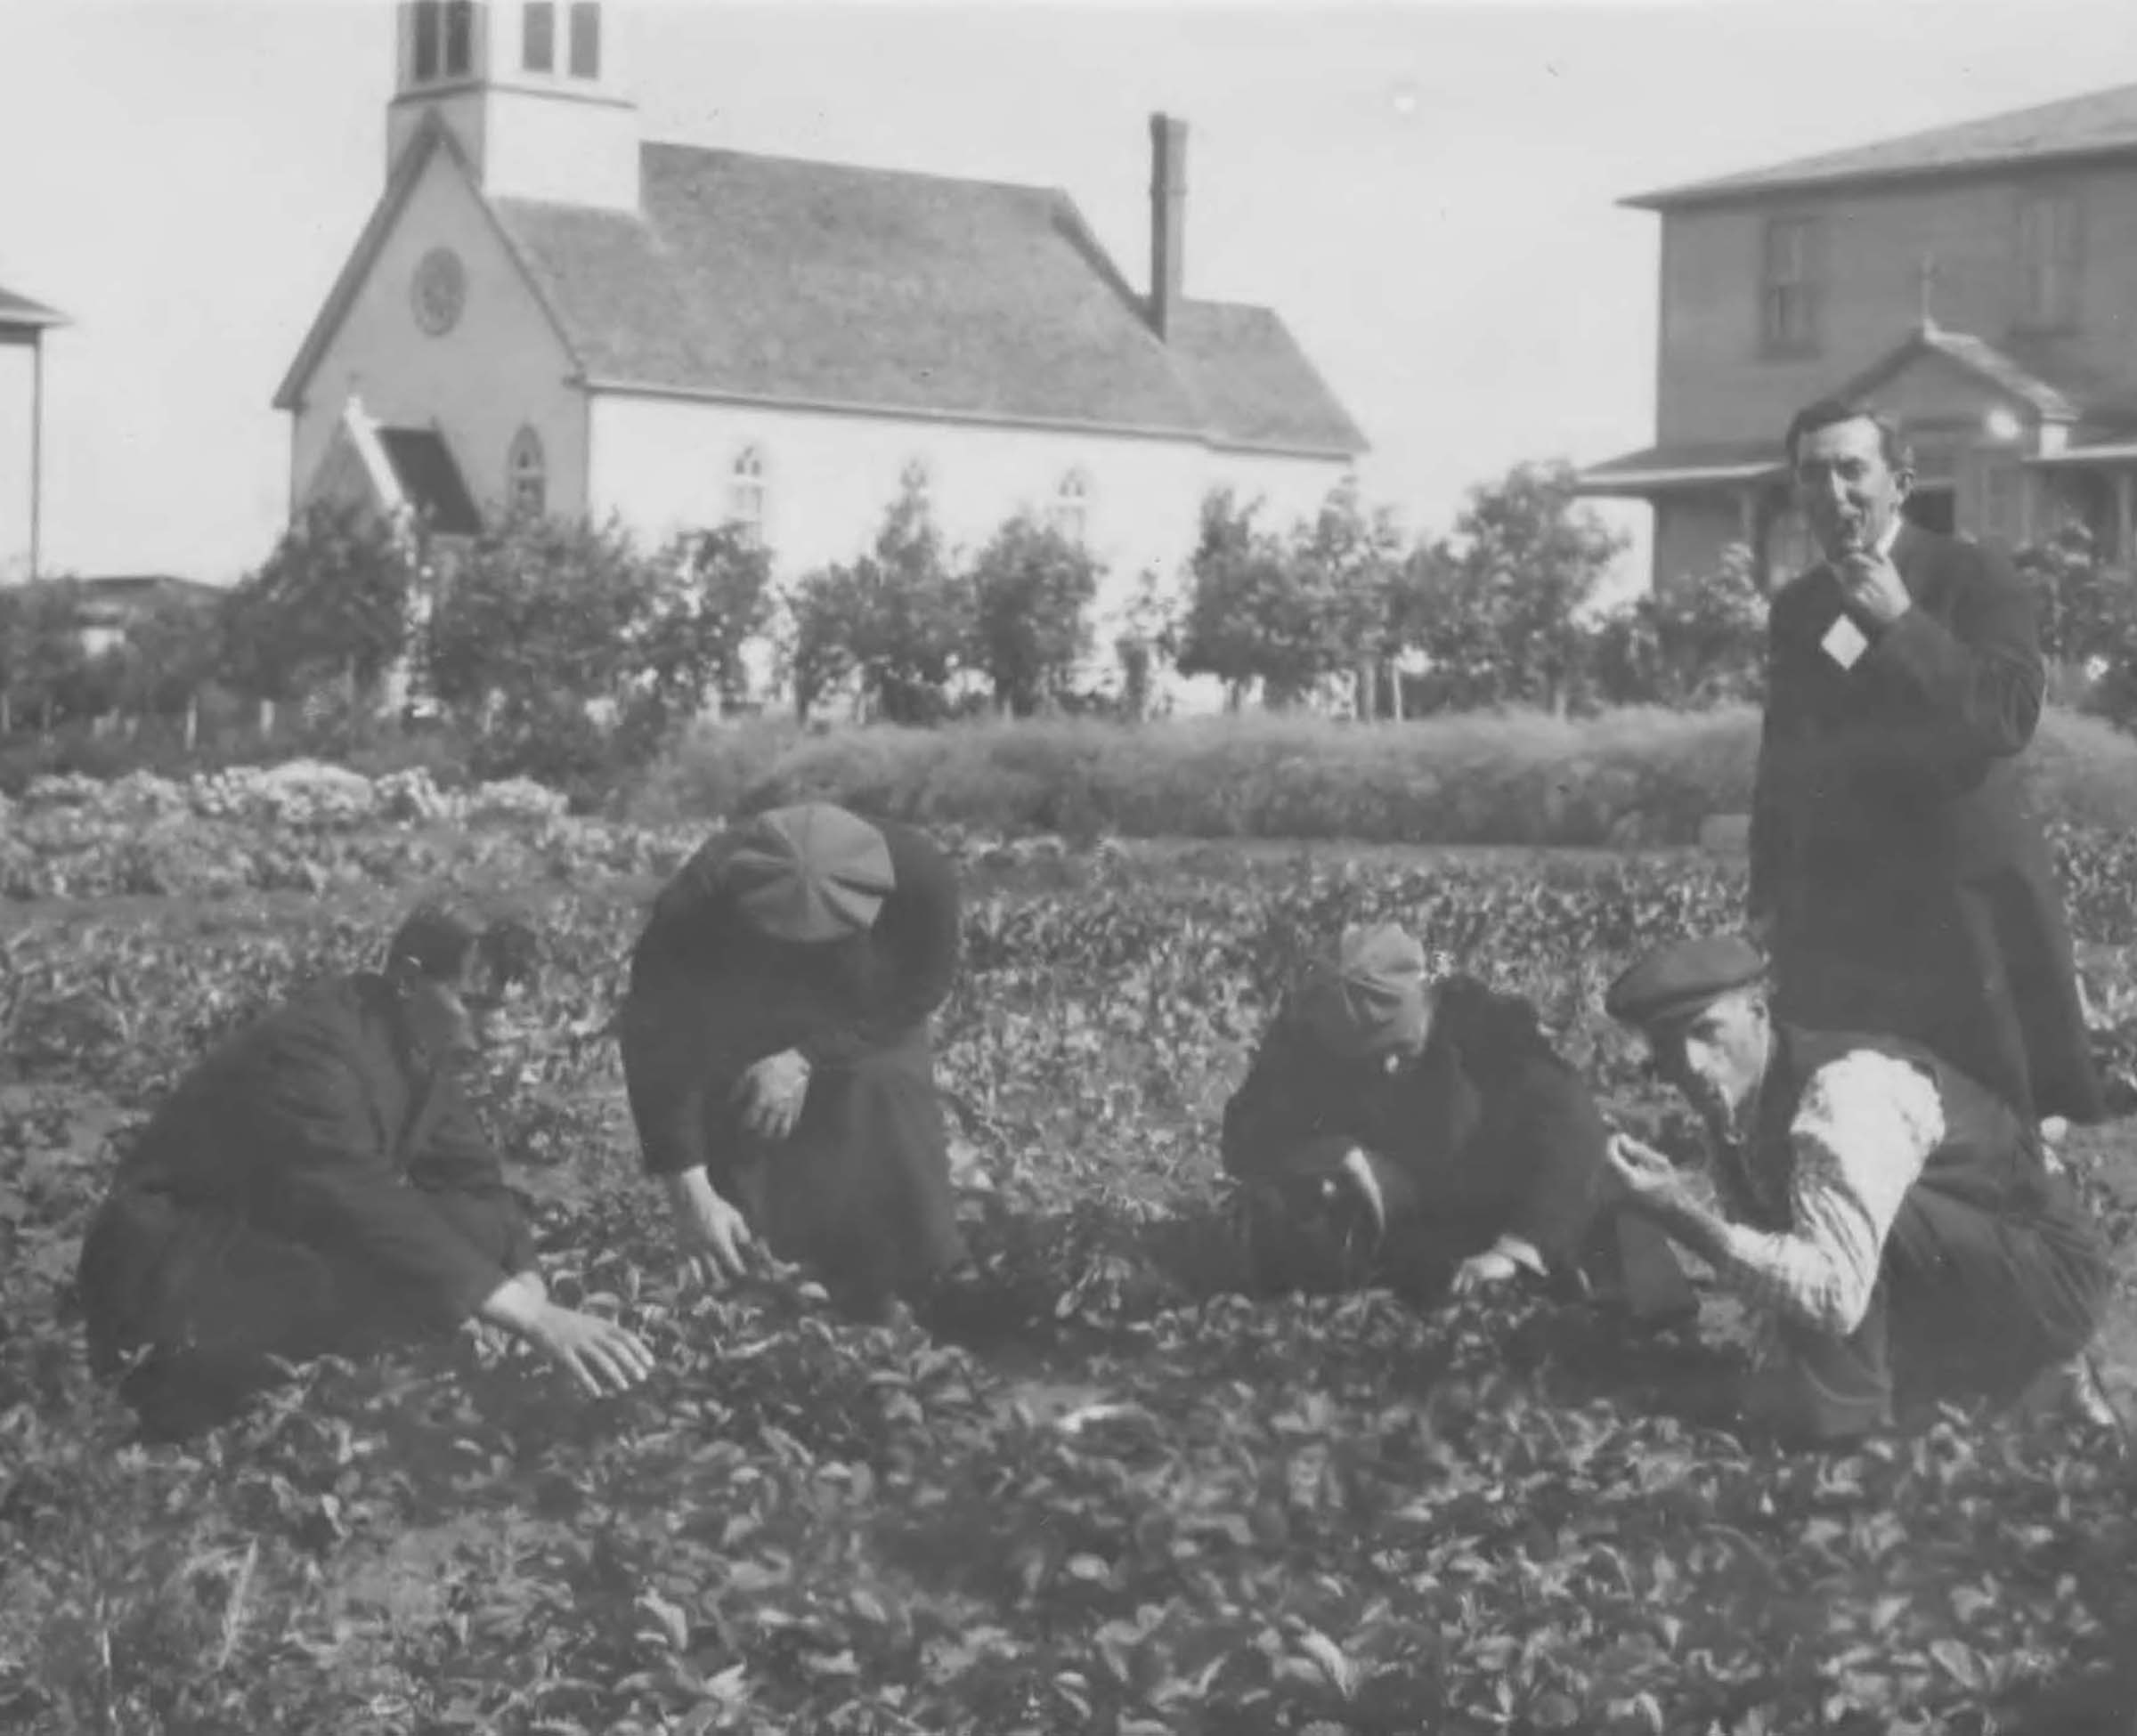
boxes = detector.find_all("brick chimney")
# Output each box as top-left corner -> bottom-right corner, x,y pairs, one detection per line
1149,113 -> 1188,341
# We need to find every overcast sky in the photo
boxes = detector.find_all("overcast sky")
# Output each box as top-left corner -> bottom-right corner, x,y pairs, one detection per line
0,0 -> 2132,588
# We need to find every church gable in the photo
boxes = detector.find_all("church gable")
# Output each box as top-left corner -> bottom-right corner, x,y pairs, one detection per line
278,116 -> 589,528
275,118 -> 576,417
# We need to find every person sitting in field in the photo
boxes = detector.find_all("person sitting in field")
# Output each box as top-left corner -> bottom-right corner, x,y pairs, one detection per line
1221,923 -> 1694,1319
1603,933 -> 2117,1445
618,802 -> 971,1322
76,903 -> 654,1440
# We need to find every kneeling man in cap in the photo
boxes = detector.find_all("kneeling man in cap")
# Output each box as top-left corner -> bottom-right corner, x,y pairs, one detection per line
1605,934 -> 2115,1443
1222,924 -> 1693,1315
619,803 -> 970,1321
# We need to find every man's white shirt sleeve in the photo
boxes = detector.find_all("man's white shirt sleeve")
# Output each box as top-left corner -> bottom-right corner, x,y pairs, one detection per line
1710,1052 -> 1945,1336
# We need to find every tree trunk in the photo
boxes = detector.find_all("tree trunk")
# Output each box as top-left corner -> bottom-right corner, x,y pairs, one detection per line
183,694 -> 199,753
1,692 -> 11,734
258,696 -> 276,737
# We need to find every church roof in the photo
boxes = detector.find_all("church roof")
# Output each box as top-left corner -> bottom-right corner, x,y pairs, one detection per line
275,121 -> 1365,459
1627,80 -> 2137,210
496,143 -> 1364,457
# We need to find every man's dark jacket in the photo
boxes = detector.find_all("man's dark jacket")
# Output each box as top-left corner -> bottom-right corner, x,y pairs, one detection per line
1750,522 -> 2100,1124
77,974 -> 535,1378
1220,976 -> 1608,1274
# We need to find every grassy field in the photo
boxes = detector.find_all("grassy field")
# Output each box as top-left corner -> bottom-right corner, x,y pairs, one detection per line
4,821 -> 2137,1734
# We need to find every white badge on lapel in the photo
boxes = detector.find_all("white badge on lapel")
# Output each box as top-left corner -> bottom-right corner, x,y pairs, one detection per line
1820,614 -> 1869,670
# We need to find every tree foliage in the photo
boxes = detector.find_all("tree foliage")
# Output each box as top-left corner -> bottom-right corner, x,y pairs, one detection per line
967,512 -> 1101,716
219,499 -> 415,704
424,514 -> 770,786
787,469 -> 973,724
1590,543 -> 1768,710
2019,523 -> 2137,726
0,580 -> 97,729
1407,460 -> 1628,716
1174,489 -> 1358,708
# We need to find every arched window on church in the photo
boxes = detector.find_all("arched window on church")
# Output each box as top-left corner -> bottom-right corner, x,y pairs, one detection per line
727,446 -> 768,543
508,426 -> 547,519
1048,469 -> 1091,544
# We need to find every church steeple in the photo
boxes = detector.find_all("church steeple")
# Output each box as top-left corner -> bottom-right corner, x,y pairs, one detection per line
386,2 -> 640,212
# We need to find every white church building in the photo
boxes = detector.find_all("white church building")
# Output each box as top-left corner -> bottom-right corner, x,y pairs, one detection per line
275,0 -> 1368,663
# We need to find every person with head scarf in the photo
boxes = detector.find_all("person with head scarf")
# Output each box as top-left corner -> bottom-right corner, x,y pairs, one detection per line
76,902 -> 654,1440
1221,924 -> 1693,1318
1603,933 -> 2115,1445
618,802 -> 969,1319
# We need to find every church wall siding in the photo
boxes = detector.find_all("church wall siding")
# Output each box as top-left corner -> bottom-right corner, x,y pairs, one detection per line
585,390 -> 1348,641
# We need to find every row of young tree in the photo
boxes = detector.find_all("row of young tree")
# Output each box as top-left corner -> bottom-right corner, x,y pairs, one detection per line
14,459 -> 2134,773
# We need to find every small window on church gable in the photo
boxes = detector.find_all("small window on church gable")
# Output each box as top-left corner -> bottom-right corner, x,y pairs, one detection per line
568,2 -> 602,78
442,0 -> 475,77
508,426 -> 547,519
1049,470 -> 1091,543
727,446 -> 768,542
523,1 -> 556,72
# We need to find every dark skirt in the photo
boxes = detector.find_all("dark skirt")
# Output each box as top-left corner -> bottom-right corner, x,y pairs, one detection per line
619,989 -> 966,1313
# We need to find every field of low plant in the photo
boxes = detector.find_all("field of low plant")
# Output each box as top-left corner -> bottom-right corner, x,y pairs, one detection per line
4,771 -> 2137,1734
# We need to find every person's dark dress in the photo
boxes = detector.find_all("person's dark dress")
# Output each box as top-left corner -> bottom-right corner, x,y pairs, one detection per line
618,817 -> 967,1314
1751,523 -> 2100,1125
1222,975 -> 1690,1311
76,974 -> 534,1435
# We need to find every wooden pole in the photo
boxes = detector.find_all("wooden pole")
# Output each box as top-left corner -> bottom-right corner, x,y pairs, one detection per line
28,334 -> 45,581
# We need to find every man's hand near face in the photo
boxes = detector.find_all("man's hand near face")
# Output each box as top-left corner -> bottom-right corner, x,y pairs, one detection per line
1835,549 -> 1913,628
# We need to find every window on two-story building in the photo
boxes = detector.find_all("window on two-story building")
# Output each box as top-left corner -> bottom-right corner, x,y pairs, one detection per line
523,2 -> 556,72
2018,189 -> 2081,332
1760,215 -> 1822,355
727,446 -> 768,543
569,2 -> 603,77
508,426 -> 547,518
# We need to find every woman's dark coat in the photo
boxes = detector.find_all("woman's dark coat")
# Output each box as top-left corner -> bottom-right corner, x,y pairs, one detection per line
618,817 -> 966,1310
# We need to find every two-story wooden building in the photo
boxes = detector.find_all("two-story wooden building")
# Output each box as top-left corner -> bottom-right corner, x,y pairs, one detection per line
1580,81 -> 2137,591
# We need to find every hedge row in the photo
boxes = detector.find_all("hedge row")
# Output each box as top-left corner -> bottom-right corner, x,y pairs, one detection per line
630,705 -> 2137,848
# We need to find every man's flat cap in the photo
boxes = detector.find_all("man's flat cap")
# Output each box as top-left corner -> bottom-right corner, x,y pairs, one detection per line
1604,934 -> 1766,1030
726,802 -> 897,944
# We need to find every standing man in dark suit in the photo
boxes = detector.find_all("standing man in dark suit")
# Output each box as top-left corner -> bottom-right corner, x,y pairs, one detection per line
1749,397 -> 2101,1130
